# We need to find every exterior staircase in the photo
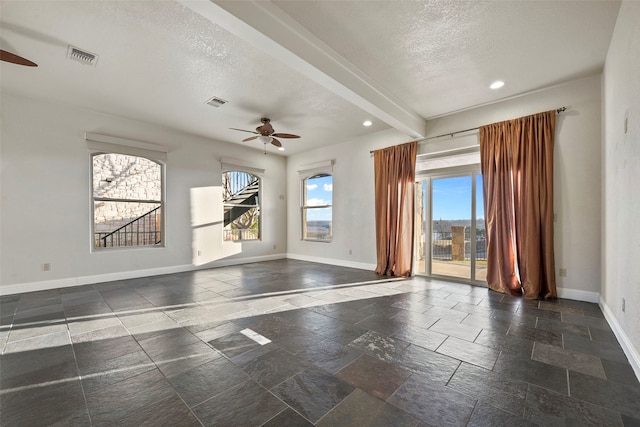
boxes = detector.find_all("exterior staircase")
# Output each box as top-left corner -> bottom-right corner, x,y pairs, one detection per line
224,179 -> 259,226
95,205 -> 161,247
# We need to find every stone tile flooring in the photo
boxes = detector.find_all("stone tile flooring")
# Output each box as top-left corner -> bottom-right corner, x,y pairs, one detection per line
1,259 -> 639,426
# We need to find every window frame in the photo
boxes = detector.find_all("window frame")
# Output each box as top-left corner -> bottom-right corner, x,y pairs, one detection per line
86,133 -> 168,252
90,152 -> 166,251
222,168 -> 263,242
301,173 -> 333,242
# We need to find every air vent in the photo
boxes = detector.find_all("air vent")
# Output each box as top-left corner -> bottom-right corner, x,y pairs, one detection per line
67,46 -> 98,66
205,96 -> 228,108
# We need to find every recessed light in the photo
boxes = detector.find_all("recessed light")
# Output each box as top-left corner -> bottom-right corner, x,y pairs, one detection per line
278,147 -> 285,151
490,80 -> 505,90
363,120 -> 373,127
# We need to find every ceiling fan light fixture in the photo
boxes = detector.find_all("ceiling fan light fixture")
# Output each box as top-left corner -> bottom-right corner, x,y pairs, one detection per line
232,118 -> 300,149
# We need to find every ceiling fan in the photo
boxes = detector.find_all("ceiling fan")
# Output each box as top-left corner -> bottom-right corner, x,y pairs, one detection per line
231,118 -> 300,148
0,49 -> 38,67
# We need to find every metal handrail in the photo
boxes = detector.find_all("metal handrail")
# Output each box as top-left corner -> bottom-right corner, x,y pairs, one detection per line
96,205 -> 161,247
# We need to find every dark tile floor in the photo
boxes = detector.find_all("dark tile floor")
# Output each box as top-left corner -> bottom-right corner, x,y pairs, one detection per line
1,259 -> 639,426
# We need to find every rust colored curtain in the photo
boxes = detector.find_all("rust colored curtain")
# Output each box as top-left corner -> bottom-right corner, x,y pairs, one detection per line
480,111 -> 557,299
374,141 -> 417,277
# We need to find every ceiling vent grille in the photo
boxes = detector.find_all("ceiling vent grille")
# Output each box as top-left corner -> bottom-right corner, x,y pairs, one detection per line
205,96 -> 228,108
67,46 -> 98,66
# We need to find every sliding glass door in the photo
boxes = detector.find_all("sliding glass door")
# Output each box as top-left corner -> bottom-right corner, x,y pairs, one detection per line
416,168 -> 486,283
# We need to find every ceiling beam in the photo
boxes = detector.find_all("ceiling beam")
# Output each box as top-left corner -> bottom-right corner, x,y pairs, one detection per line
179,0 -> 426,138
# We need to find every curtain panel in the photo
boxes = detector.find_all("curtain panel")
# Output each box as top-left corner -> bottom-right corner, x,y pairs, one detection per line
480,110 -> 557,299
373,141 -> 418,277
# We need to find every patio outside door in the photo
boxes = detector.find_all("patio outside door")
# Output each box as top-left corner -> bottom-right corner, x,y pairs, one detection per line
416,169 -> 486,283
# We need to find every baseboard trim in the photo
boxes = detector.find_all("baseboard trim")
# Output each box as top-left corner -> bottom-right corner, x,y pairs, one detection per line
0,254 -> 286,296
599,297 -> 640,383
0,264 -> 193,296
286,253 -> 377,271
556,287 -> 600,303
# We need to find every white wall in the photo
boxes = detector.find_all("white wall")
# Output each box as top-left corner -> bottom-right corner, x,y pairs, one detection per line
287,75 -> 604,302
0,93 -> 287,293
602,0 -> 640,374
286,128 -> 407,269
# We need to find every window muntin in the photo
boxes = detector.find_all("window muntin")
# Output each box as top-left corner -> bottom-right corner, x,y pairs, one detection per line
302,174 -> 332,241
92,153 -> 163,248
223,171 -> 261,241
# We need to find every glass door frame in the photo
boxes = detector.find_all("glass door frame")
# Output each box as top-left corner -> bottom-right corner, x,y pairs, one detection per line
415,164 -> 485,285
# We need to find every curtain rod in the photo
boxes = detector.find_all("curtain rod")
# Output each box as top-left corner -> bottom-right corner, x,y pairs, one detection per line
370,106 -> 566,154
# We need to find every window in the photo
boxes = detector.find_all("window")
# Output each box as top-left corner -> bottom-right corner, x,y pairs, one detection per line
303,174 -> 333,241
92,153 -> 164,248
223,170 -> 260,241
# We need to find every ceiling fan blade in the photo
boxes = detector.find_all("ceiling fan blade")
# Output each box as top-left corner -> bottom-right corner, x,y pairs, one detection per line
272,133 -> 300,139
230,128 -> 259,134
243,136 -> 258,142
270,138 -> 282,148
0,49 -> 37,67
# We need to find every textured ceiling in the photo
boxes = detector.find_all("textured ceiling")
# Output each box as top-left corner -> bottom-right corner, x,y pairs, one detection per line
274,0 -> 620,118
0,0 -> 621,155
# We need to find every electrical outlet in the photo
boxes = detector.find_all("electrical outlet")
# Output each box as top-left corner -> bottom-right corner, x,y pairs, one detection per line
42,263 -> 51,272
197,250 -> 202,256
622,298 -> 626,312
349,249 -> 352,255
273,244 -> 277,250
559,268 -> 567,277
